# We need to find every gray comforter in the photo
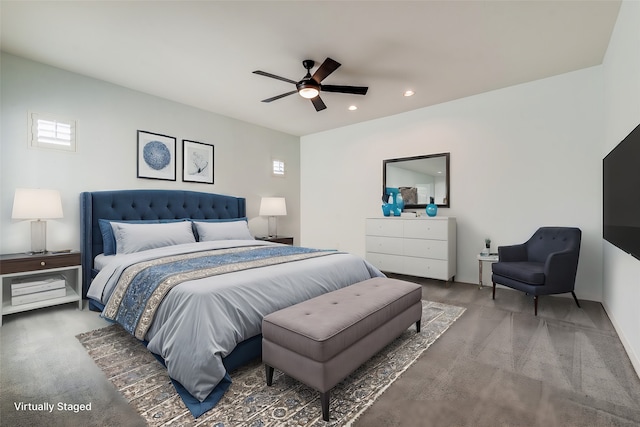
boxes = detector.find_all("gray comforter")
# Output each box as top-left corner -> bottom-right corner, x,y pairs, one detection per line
87,240 -> 384,401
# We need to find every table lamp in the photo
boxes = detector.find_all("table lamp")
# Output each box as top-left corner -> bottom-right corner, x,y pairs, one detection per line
259,197 -> 287,238
12,188 -> 63,254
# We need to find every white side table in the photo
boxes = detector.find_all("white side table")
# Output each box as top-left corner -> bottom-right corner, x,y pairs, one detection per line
477,254 -> 499,289
0,252 -> 82,326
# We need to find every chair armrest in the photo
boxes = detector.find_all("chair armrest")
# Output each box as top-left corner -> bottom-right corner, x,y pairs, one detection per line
544,250 -> 579,292
498,243 -> 527,262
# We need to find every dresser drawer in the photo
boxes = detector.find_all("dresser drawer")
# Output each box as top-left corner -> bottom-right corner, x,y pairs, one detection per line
403,219 -> 448,240
403,257 -> 449,280
365,252 -> 404,274
366,236 -> 403,255
365,219 -> 403,237
403,239 -> 448,260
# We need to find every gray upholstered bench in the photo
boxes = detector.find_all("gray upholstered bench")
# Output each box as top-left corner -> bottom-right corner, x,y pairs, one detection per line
262,277 -> 422,421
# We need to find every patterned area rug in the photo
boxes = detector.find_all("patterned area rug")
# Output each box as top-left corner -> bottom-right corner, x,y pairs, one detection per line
77,300 -> 464,426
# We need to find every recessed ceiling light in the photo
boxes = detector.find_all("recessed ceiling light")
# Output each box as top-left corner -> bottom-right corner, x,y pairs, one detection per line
403,90 -> 415,97
348,105 -> 358,111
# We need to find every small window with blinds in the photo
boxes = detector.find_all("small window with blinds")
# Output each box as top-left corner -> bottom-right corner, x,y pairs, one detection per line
29,111 -> 77,152
272,159 -> 286,177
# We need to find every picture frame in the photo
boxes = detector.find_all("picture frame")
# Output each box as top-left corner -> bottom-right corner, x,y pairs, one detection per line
137,130 -> 176,181
183,140 -> 214,184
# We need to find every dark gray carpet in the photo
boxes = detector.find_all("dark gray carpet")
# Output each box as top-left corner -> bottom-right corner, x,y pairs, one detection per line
2,277 -> 639,427
354,274 -> 640,427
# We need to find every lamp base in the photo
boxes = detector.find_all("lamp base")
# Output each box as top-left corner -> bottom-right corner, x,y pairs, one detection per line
30,220 -> 47,254
267,216 -> 277,238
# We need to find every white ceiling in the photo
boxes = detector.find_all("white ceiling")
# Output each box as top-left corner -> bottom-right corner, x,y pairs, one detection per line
1,1 -> 621,137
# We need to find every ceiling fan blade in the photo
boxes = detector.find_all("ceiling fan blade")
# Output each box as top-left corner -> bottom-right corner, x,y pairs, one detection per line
261,90 -> 298,103
310,96 -> 327,112
253,70 -> 297,85
321,85 -> 368,95
311,58 -> 341,83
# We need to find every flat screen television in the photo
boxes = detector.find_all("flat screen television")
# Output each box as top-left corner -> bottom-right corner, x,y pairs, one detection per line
603,123 -> 640,260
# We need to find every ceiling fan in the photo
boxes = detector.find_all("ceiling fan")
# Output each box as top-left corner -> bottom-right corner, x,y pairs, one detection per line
253,57 -> 368,111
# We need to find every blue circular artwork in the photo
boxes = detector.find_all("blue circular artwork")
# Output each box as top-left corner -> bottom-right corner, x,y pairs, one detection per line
143,141 -> 171,170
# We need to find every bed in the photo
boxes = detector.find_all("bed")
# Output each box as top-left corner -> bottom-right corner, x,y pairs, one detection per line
80,189 -> 384,417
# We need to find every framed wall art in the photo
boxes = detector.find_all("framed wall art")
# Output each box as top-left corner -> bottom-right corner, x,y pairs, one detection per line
137,130 -> 176,181
183,139 -> 214,184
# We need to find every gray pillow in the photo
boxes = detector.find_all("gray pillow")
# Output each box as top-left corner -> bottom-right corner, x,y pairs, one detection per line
111,221 -> 196,254
193,220 -> 254,241
99,218 -> 187,255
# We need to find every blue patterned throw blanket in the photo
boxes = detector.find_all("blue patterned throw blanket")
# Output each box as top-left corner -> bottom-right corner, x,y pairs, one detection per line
103,245 -> 334,339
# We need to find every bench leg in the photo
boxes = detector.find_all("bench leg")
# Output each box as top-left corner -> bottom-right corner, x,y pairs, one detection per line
320,390 -> 330,421
416,320 -> 421,333
265,365 -> 274,386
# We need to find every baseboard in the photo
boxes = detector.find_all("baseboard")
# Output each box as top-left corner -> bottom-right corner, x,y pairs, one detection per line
602,300 -> 640,379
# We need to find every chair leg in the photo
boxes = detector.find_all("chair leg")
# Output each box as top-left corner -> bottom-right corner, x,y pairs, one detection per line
492,282 -> 496,300
571,291 -> 581,308
534,295 -> 538,316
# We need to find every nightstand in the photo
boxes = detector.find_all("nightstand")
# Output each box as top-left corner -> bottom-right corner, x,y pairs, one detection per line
256,236 -> 294,245
477,253 -> 499,289
0,251 -> 82,325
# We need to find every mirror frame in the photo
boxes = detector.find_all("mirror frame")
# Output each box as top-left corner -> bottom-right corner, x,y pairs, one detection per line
383,152 -> 450,209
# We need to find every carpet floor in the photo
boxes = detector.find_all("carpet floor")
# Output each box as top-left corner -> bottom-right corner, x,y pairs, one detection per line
3,279 -> 639,427
76,300 -> 465,426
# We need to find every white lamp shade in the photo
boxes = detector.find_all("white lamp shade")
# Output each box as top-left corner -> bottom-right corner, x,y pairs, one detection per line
12,188 -> 64,219
259,197 -> 287,216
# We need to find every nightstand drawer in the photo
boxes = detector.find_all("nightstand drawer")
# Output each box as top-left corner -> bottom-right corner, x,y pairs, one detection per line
0,252 -> 81,275
255,237 -> 294,245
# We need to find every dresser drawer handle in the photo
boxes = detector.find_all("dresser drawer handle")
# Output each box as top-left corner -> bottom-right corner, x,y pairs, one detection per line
40,261 -> 46,266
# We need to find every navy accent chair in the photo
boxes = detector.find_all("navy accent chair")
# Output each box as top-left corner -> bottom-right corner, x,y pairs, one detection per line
491,227 -> 582,316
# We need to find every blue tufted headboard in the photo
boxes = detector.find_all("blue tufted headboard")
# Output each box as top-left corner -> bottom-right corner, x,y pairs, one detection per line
80,189 -> 246,297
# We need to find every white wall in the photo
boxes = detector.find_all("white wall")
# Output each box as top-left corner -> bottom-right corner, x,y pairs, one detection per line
0,53 -> 301,253
301,66 -> 604,302
602,0 -> 640,376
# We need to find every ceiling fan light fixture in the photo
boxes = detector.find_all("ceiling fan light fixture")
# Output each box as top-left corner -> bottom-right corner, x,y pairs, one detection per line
254,58 -> 368,111
298,82 -> 319,99
299,87 -> 319,99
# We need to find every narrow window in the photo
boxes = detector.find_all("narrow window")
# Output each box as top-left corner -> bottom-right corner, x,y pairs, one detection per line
272,159 -> 286,177
29,112 -> 77,152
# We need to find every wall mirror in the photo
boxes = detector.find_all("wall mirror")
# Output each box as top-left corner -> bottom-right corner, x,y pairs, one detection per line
383,153 -> 450,208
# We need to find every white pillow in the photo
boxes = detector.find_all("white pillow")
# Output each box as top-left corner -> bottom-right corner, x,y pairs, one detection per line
111,221 -> 196,254
193,220 -> 254,241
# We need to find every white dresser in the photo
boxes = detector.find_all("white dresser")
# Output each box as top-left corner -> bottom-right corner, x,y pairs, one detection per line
365,217 -> 456,281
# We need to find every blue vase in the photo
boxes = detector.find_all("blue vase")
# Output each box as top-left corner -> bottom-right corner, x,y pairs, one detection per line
426,203 -> 438,217
382,204 -> 391,216
396,193 -> 404,212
